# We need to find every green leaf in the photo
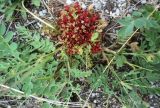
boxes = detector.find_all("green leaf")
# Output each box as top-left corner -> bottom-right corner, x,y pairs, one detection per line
29,33 -> 55,53
104,85 -> 114,94
22,77 -> 33,95
5,5 -> 16,21
123,71 -> 140,78
5,31 -> 14,42
32,0 -> 41,7
122,106 -> 127,108
115,55 -> 127,68
121,81 -> 132,90
0,62 -> 10,71
31,40 -> 42,49
42,103 -> 52,108
10,42 -> 18,50
0,3 -> 5,11
71,68 -> 92,78
21,11 -> 27,20
134,18 -> 147,28
146,73 -> 160,81
157,50 -> 160,57
0,35 -> 19,58
148,87 -> 160,94
118,23 -> 134,39
91,32 -> 99,42
117,16 -> 132,26
129,91 -> 149,108
132,11 -> 142,17
146,19 -> 159,28
0,21 -> 6,36
72,12 -> 78,19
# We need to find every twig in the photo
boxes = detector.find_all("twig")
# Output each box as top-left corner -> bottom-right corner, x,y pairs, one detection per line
82,89 -> 93,108
0,84 -> 83,107
57,0 -> 66,5
5,21 -> 13,34
41,0 -> 53,18
0,14 -> 5,22
22,0 -> 55,30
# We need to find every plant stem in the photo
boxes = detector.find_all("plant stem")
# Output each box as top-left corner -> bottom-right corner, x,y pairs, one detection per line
22,0 -> 56,30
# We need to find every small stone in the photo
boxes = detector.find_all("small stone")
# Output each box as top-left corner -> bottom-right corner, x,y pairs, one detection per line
37,22 -> 42,28
42,9 -> 47,14
150,95 -> 153,99
66,0 -> 73,5
81,3 -> 86,9
115,9 -> 120,16
39,11 -> 45,17
93,0 -> 102,10
93,100 -> 97,103
91,94 -> 95,97
141,0 -> 146,4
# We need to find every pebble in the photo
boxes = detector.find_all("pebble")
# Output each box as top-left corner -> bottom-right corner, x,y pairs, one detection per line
93,0 -> 103,10
42,9 -> 47,14
93,100 -> 97,103
141,0 -> 147,4
66,0 -> 74,5
64,0 -> 159,18
39,11 -> 45,17
81,3 -> 87,9
37,22 -> 42,28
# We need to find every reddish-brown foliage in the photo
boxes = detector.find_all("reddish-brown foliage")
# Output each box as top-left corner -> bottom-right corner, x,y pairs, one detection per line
58,2 -> 102,55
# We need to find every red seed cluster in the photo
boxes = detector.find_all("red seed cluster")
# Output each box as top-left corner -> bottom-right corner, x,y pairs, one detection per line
58,2 -> 102,55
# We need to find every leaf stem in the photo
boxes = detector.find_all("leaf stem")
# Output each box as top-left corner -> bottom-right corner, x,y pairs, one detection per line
22,0 -> 56,30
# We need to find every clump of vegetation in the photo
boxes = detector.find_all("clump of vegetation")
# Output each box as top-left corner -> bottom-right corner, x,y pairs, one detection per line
0,1 -> 159,108
58,2 -> 105,55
